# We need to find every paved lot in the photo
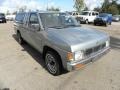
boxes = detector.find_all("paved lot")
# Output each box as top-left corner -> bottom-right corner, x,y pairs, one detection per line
0,22 -> 120,90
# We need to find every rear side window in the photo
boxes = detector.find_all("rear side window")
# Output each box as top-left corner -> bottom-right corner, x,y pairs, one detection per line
15,13 -> 25,23
29,13 -> 39,24
76,13 -> 78,15
92,12 -> 95,16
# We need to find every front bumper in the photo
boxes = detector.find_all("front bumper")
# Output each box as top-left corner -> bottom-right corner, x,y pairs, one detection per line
0,18 -> 6,23
67,47 -> 110,71
94,19 -> 106,25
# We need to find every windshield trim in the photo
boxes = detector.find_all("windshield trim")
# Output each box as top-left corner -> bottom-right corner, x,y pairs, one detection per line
39,13 -> 80,29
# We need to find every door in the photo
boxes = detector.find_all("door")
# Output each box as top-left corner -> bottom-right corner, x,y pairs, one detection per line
27,13 -> 43,52
21,13 -> 31,42
91,12 -> 97,22
88,12 -> 96,22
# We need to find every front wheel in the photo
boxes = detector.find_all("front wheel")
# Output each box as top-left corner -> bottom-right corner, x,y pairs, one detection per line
104,22 -> 108,27
45,51 -> 62,76
85,20 -> 89,24
109,22 -> 112,25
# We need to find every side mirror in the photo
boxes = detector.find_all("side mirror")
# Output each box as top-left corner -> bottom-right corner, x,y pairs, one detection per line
31,23 -> 40,31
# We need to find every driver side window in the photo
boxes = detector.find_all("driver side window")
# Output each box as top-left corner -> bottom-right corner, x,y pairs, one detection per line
29,13 -> 39,24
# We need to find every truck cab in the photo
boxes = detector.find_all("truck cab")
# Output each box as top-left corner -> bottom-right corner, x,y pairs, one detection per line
78,11 -> 99,24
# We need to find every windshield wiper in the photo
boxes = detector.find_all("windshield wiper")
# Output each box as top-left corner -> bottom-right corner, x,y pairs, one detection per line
48,24 -> 81,29
48,26 -> 65,29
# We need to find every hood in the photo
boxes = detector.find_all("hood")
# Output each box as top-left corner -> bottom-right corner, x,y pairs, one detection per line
98,15 -> 109,19
46,27 -> 109,52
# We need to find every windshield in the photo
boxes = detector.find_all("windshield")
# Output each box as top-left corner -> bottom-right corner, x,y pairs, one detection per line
81,12 -> 89,15
39,13 -> 80,29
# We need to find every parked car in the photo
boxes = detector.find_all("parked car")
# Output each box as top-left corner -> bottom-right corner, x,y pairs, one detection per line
67,12 -> 81,22
0,13 -> 6,23
94,13 -> 112,26
6,15 -> 15,21
14,11 -> 110,76
112,15 -> 120,22
77,11 -> 99,24
68,12 -> 79,18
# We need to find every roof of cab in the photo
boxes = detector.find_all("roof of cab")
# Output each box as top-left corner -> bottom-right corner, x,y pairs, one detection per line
16,11 -> 66,15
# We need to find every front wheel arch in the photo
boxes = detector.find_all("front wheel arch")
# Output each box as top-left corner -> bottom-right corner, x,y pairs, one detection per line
43,46 -> 63,71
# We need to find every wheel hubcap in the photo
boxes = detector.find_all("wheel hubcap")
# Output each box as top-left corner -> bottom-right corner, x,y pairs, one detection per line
46,54 -> 57,74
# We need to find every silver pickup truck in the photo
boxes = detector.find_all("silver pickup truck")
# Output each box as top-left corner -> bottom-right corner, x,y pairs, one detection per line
14,11 -> 110,76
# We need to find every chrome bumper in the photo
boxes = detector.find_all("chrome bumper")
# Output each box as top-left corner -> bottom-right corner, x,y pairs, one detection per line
67,47 -> 110,71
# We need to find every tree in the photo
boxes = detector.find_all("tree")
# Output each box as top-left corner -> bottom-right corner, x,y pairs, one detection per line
6,10 -> 10,15
117,4 -> 120,14
94,7 -> 101,12
101,0 -> 119,15
47,6 -> 60,11
101,0 -> 110,12
107,5 -> 119,15
12,11 -> 17,15
74,0 -> 85,12
18,6 -> 27,12
83,6 -> 89,11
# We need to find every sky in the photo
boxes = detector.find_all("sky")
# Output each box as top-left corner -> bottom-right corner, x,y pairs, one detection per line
0,0 -> 119,13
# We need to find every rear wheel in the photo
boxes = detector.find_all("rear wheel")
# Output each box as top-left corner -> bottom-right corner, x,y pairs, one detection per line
17,32 -> 24,45
45,51 -> 62,76
94,22 -> 96,26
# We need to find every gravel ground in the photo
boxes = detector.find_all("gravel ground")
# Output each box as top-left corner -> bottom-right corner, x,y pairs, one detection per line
0,22 -> 120,90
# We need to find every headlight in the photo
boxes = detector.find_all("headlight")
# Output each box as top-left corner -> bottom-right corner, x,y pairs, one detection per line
67,51 -> 84,61
106,41 -> 110,47
74,51 -> 84,61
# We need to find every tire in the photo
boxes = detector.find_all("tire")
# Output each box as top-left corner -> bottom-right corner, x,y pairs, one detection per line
94,22 -> 96,26
109,22 -> 111,25
45,51 -> 62,76
4,21 -> 7,23
17,32 -> 24,45
85,20 -> 88,24
104,22 -> 108,27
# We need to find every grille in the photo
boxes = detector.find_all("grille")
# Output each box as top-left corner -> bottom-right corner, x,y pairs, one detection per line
85,43 -> 106,56
96,18 -> 102,21
79,17 -> 83,20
